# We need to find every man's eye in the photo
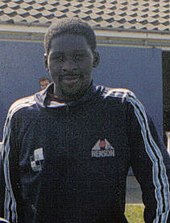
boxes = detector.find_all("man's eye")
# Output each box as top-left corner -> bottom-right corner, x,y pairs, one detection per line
74,54 -> 84,61
56,56 -> 64,62
54,55 -> 64,62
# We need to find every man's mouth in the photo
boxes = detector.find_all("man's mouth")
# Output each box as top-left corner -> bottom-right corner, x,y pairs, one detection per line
60,75 -> 80,84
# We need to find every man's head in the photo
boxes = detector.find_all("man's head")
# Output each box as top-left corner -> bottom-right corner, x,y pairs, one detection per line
44,18 -> 97,55
44,18 -> 100,101
39,77 -> 51,90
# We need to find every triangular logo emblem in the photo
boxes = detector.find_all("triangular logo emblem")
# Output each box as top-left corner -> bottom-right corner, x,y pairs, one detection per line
91,139 -> 115,158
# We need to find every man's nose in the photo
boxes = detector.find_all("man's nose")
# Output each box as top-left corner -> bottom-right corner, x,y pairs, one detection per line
62,60 -> 78,73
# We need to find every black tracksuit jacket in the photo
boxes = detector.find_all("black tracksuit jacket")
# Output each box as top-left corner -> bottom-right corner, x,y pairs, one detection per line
1,84 -> 170,223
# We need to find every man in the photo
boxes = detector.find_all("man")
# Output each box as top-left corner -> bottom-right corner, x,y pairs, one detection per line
1,18 -> 170,223
39,77 -> 51,90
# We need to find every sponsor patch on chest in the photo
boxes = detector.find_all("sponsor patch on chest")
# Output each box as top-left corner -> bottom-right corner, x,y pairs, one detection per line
91,139 -> 115,158
30,148 -> 44,172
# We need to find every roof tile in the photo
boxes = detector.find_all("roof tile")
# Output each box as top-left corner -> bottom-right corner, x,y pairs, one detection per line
12,0 -> 22,3
7,2 -> 19,9
33,3 -> 44,11
50,1 -> 60,7
24,0 -> 35,4
0,0 -> 169,32
0,3 -> 7,9
2,0 -> 11,3
34,0 -> 46,4
20,3 -> 33,10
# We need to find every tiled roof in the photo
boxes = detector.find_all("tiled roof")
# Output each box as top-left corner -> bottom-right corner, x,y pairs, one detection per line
0,0 -> 169,32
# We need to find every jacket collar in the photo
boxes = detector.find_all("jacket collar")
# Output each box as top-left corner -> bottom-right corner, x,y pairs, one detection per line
34,82 -> 104,108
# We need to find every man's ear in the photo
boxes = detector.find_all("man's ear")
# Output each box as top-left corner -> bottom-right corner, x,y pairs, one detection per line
44,53 -> 48,70
93,51 -> 100,68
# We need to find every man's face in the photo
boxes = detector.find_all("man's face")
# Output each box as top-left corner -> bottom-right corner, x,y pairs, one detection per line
45,34 -> 98,101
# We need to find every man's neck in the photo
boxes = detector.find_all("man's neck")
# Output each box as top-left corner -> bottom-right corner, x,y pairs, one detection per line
53,84 -> 92,103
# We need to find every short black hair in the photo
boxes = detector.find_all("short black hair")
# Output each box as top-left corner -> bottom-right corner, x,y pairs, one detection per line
44,18 -> 96,54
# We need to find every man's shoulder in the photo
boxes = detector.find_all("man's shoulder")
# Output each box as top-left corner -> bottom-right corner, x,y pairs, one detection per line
8,95 -> 36,118
104,87 -> 132,95
100,86 -> 136,102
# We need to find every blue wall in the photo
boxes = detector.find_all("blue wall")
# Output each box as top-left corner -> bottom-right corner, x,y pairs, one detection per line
0,41 -> 46,140
0,41 -> 163,140
93,46 -> 163,137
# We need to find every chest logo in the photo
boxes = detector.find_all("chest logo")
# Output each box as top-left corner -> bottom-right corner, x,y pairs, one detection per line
91,139 -> 115,158
30,148 -> 44,172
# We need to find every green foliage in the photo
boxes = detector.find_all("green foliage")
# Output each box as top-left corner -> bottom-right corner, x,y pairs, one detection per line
125,204 -> 144,223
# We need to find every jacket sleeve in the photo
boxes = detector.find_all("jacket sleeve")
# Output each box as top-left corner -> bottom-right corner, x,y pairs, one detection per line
0,147 -> 5,217
1,110 -> 23,223
126,91 -> 170,223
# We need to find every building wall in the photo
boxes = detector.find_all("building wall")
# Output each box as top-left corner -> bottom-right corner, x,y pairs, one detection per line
163,51 -> 170,132
0,41 -> 46,140
93,46 -> 163,137
0,41 -> 163,140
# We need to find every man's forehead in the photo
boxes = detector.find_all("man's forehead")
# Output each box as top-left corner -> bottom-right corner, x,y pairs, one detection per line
50,34 -> 90,50
50,49 -> 88,55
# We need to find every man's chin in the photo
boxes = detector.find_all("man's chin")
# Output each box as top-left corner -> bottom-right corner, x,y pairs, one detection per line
60,82 -> 90,101
61,83 -> 80,94
61,87 -> 84,101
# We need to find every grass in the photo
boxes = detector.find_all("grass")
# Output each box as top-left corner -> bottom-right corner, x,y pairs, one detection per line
125,204 -> 144,223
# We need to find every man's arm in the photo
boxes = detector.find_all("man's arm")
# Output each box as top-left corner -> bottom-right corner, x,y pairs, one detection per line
1,110 -> 22,223
126,91 -> 170,223
0,149 -> 5,217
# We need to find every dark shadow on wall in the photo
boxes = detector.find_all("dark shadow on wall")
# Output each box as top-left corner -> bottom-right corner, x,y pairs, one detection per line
162,51 -> 170,145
